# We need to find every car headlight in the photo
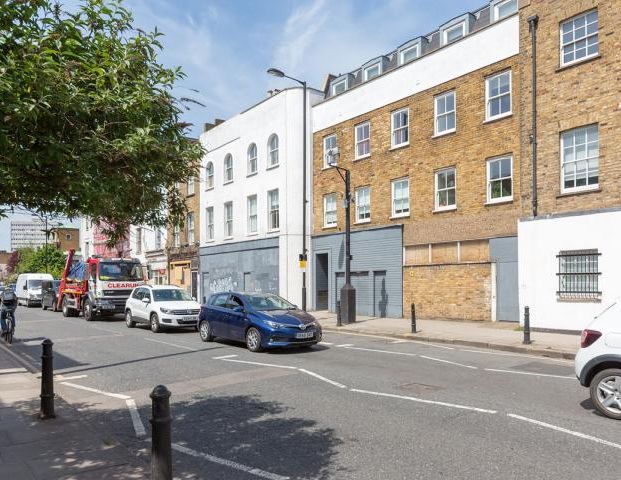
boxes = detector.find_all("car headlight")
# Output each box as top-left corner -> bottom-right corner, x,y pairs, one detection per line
264,320 -> 280,329
160,307 -> 171,314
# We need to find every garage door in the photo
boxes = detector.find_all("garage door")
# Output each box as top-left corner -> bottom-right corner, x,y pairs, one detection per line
334,272 -> 370,316
373,271 -> 388,317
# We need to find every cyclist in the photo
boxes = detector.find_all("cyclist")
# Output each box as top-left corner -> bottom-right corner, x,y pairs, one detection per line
0,287 -> 17,336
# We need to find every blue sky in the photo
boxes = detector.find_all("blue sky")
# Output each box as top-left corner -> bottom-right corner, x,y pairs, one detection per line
0,0 -> 484,251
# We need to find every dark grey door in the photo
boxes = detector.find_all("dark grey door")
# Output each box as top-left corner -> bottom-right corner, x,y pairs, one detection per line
373,271 -> 388,317
497,261 -> 519,321
351,272 -> 370,316
315,253 -> 329,310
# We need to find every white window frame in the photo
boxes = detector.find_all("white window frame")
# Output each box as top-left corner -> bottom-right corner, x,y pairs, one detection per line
247,195 -> 257,235
560,10 -> 599,67
400,44 -> 419,64
391,178 -> 410,218
323,134 -> 337,168
355,186 -> 371,223
391,108 -> 409,148
323,194 -> 337,228
485,70 -> 512,121
206,207 -> 214,241
560,124 -> 599,194
223,154 -> 233,184
355,122 -> 371,160
444,22 -> 465,44
173,225 -> 180,247
187,177 -> 195,195
434,91 -> 456,136
435,167 -> 457,211
247,143 -> 257,175
267,189 -> 279,231
492,0 -> 518,21
332,79 -> 347,95
268,134 -> 279,168
486,156 -> 513,203
205,162 -> 214,190
187,212 -> 195,244
224,202 -> 233,238
364,63 -> 381,81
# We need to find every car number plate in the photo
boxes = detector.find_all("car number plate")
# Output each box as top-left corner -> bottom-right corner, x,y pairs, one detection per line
295,331 -> 314,339
183,316 -> 198,322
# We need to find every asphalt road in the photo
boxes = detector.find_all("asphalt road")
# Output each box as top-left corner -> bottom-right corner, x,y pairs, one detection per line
5,305 -> 621,479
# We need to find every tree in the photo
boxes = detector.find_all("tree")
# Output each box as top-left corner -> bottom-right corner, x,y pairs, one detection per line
19,246 -> 67,278
0,0 -> 204,241
6,250 -> 20,274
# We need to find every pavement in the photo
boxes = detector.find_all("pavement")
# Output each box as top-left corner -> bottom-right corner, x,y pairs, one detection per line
314,311 -> 580,359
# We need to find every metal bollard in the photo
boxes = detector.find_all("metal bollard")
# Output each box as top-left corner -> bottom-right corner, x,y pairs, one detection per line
336,300 -> 342,327
523,306 -> 531,345
40,339 -> 55,419
411,303 -> 417,334
150,385 -> 172,480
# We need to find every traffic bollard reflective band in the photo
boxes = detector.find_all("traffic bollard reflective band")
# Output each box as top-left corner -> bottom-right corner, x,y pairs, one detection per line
40,339 -> 55,419
151,385 -> 172,480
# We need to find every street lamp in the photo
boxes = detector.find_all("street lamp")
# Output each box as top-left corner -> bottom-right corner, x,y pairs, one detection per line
267,67 -> 308,311
327,151 -> 356,324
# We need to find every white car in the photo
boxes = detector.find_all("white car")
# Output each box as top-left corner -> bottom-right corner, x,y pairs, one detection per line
575,300 -> 621,420
124,285 -> 200,333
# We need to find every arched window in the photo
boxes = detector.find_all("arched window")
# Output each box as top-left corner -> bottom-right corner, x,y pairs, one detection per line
268,134 -> 279,167
205,162 -> 214,189
223,154 -> 233,183
247,143 -> 257,175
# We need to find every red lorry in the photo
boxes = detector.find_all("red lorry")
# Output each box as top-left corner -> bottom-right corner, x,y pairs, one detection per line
57,249 -> 146,321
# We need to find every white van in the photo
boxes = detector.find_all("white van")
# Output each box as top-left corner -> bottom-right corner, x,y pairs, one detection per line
15,273 -> 54,307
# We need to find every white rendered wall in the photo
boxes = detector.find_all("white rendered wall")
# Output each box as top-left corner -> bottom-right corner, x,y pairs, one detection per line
518,210 -> 621,331
312,15 -> 519,132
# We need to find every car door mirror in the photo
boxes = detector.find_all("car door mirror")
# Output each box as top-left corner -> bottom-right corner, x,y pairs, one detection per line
141,297 -> 150,304
23,285 -> 27,290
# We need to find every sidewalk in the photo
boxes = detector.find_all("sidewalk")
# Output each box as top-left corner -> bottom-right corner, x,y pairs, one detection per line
314,311 -> 580,359
0,345 -> 147,479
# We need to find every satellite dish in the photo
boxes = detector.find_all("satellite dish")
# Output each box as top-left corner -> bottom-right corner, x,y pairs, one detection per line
327,147 -> 339,166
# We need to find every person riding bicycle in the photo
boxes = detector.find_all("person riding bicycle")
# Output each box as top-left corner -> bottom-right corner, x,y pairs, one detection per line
0,287 -> 17,335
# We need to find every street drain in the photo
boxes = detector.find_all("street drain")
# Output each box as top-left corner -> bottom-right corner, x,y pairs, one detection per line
398,382 -> 443,393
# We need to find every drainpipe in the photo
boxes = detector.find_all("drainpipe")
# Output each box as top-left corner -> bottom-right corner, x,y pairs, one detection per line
528,15 -> 539,218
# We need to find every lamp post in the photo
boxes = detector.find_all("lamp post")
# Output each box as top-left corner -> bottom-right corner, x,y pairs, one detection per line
327,152 -> 356,324
267,67 -> 308,311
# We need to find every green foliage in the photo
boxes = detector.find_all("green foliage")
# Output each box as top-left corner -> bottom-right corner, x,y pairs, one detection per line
0,0 -> 204,241
11,246 -> 67,278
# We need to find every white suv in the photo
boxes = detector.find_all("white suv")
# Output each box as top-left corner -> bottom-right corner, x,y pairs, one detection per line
125,285 -> 201,333
575,300 -> 621,420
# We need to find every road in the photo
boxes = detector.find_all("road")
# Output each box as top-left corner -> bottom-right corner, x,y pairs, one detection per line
5,306 -> 621,479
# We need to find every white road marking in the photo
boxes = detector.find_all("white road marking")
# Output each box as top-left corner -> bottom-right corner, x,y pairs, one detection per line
335,344 -> 354,347
60,381 -> 131,400
351,388 -> 497,414
390,340 -> 409,344
212,354 -> 238,360
172,443 -> 290,480
221,358 -> 297,370
507,414 -> 621,450
51,374 -> 88,381
142,337 -> 199,351
298,368 -> 347,389
125,399 -> 146,437
419,355 -> 478,370
344,346 -> 419,357
0,367 -> 27,374
459,348 -> 573,364
22,340 -> 46,347
328,331 -> 454,350
318,341 -> 334,346
485,368 -> 574,379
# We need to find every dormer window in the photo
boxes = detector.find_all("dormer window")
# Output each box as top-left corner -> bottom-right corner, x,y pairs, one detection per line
440,14 -> 474,46
364,63 -> 381,81
491,0 -> 517,21
400,44 -> 419,64
332,79 -> 347,95
444,22 -> 465,44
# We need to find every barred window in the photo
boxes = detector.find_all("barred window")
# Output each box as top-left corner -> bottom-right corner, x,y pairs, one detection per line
557,250 -> 601,299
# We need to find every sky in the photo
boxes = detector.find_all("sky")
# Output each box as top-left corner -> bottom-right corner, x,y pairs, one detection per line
0,0 -> 483,251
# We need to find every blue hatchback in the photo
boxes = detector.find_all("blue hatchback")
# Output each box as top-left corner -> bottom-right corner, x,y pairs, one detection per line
198,292 -> 322,352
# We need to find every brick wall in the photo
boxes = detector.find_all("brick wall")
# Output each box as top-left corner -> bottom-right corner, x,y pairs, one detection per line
403,263 -> 492,321
166,178 -> 201,249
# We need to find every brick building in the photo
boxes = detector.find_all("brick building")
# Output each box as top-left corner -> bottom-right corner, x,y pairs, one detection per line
50,227 -> 80,252
517,0 -> 621,331
311,0 -> 522,321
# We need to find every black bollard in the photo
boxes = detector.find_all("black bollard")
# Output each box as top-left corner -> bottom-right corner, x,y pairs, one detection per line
150,385 -> 172,480
40,339 -> 55,419
336,300 -> 342,327
523,306 -> 531,345
411,303 -> 417,334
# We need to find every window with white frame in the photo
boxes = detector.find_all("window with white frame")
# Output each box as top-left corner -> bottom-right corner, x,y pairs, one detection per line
561,125 -> 599,192
364,63 -> 381,81
223,154 -> 233,183
435,168 -> 456,210
136,227 -> 142,254
444,22 -> 465,44
493,0 -> 517,21
247,143 -> 257,175
187,212 -> 195,244
487,156 -> 513,202
435,91 -> 456,135
323,134 -> 337,167
400,44 -> 419,64
332,79 -> 347,95
268,189 -> 279,231
173,225 -> 180,247
324,194 -> 337,227
355,186 -> 371,223
557,249 -> 601,299
268,134 -> 279,167
187,177 -> 195,195
355,122 -> 370,159
391,109 -> 409,147
155,228 -> 162,250
206,207 -> 214,241
391,178 -> 410,217
486,71 -> 512,120
247,195 -> 257,234
561,10 -> 598,67
224,202 -> 233,238
206,162 -> 214,189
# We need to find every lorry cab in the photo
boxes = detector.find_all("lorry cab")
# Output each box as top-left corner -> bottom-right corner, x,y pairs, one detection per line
15,273 -> 55,307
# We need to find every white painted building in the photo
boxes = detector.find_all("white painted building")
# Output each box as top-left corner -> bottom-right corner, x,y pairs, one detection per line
518,209 -> 621,332
199,87 -> 323,306
10,219 -> 47,250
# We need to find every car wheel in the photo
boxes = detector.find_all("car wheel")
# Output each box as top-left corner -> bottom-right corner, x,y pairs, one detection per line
150,313 -> 161,333
590,368 -> 621,420
245,327 -> 263,352
62,296 -> 73,317
199,320 -> 213,342
125,310 -> 136,328
83,300 -> 96,322
52,298 -> 59,312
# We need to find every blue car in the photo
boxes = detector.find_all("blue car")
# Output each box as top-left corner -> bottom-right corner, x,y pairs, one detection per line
198,292 -> 322,352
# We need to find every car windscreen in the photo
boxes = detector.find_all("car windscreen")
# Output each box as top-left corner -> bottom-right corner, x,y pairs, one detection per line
244,294 -> 295,311
28,280 -> 43,289
99,263 -> 143,281
152,289 -> 193,302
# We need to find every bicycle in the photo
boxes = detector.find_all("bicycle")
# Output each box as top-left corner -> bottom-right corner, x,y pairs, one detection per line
3,311 -> 15,345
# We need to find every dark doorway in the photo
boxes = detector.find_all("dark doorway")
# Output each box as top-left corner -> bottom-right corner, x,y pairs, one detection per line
315,253 -> 329,310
